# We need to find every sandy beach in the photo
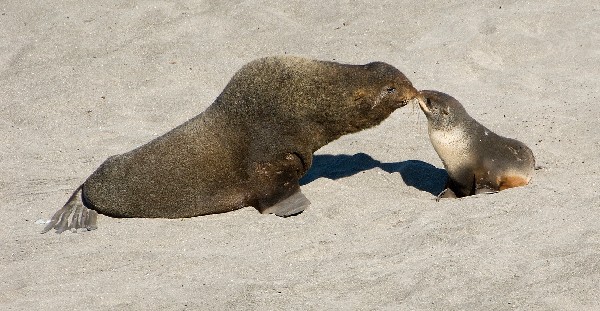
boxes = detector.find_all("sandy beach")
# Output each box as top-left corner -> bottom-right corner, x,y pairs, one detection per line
2,0 -> 599,309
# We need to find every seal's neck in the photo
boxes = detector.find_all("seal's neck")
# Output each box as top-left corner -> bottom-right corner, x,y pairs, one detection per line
428,127 -> 471,170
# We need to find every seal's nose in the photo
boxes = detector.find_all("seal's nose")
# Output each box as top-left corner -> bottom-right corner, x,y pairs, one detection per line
415,94 -> 429,113
399,97 -> 420,108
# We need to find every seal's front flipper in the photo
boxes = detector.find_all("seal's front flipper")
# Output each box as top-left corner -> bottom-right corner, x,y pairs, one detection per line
251,151 -> 312,217
41,185 -> 98,234
260,189 -> 311,217
436,188 -> 457,201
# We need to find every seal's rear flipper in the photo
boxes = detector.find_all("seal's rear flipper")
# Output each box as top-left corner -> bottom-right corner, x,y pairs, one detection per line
41,185 -> 98,234
260,190 -> 311,217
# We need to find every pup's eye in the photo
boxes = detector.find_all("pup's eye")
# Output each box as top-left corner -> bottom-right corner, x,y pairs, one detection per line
386,87 -> 396,94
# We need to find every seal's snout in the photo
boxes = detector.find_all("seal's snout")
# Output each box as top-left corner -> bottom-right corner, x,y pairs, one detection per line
396,84 -> 420,108
416,92 -> 430,113
396,94 -> 419,108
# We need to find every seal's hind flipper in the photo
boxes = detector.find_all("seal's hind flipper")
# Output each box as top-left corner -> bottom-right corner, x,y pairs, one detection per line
41,185 -> 98,234
260,189 -> 310,217
497,175 -> 530,191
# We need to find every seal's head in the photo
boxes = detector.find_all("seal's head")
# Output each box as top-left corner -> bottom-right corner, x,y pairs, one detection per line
417,90 -> 470,131
361,61 -> 419,109
341,62 -> 419,134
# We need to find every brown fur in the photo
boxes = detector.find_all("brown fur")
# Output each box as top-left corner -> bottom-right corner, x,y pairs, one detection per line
498,175 -> 530,191
43,56 -> 419,233
418,90 -> 535,198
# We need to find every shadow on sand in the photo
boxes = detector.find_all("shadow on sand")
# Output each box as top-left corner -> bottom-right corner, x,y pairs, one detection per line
300,153 -> 447,196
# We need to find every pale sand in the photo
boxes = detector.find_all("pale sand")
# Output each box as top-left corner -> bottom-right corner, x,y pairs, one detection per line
1,0 -> 599,310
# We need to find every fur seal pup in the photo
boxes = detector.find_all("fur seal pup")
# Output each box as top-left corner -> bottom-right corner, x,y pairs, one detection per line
43,56 -> 419,233
417,90 -> 535,199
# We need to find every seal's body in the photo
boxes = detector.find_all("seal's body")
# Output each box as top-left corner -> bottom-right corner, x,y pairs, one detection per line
43,56 -> 419,233
418,90 -> 535,199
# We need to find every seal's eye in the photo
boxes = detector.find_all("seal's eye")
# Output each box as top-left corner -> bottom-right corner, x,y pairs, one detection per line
386,87 -> 396,94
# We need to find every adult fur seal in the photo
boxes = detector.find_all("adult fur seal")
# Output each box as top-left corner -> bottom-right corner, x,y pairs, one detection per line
418,90 -> 535,199
43,56 -> 419,233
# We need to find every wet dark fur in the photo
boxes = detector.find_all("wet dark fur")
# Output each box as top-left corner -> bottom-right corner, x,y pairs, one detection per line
43,56 -> 418,233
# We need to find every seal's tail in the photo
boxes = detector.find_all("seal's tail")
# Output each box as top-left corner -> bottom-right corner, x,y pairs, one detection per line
41,185 -> 98,234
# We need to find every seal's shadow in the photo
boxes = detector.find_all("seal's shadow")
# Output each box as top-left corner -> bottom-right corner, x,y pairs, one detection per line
300,153 -> 447,195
